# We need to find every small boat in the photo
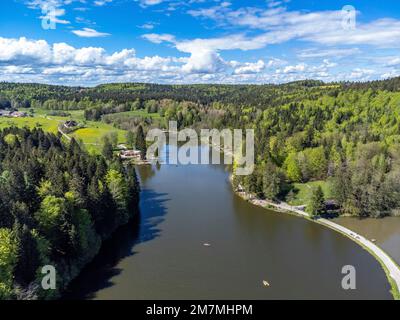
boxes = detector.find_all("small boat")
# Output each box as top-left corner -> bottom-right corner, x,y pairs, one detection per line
262,280 -> 270,287
203,243 -> 211,247
371,239 -> 377,243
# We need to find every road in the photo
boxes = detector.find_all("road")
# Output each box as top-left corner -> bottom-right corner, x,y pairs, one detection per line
58,126 -> 71,141
237,188 -> 400,296
320,218 -> 400,293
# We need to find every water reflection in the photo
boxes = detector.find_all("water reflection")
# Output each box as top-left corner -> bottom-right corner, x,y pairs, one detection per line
63,187 -> 169,299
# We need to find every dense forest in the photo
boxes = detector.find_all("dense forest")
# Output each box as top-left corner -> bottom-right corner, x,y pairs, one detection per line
1,77 -> 400,109
0,127 -> 140,299
1,78 -> 400,220
231,88 -> 400,218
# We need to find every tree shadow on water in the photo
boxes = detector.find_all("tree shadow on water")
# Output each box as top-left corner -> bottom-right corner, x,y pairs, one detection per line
62,189 -> 169,300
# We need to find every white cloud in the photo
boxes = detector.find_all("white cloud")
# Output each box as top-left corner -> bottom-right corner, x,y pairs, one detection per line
138,0 -> 164,7
348,68 -> 375,80
142,33 -> 176,44
42,65 -> 85,75
141,4 -> 400,82
52,42 -> 77,64
106,49 -> 137,65
26,0 -> 71,24
385,57 -> 400,67
182,49 -> 226,74
381,70 -> 400,79
2,66 -> 34,74
72,28 -> 110,37
0,37 -> 52,63
0,36 -> 387,86
266,58 -> 287,67
73,47 -> 106,64
186,5 -> 400,49
267,1 -> 288,8
322,59 -> 337,68
234,60 -> 265,74
39,7 -> 70,25
298,48 -> 361,59
73,7 -> 88,12
0,36 -> 185,84
94,0 -> 112,6
138,23 -> 155,30
282,63 -> 306,74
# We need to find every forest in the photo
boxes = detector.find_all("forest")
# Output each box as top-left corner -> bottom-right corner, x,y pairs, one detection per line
1,78 -> 400,219
0,127 -> 140,299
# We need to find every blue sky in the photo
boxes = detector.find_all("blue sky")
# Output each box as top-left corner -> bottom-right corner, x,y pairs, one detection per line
0,0 -> 400,85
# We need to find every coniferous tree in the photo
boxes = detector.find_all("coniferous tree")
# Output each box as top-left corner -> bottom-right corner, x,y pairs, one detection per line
102,136 -> 113,160
126,131 -> 135,149
0,127 -> 140,298
307,186 -> 325,217
135,125 -> 147,160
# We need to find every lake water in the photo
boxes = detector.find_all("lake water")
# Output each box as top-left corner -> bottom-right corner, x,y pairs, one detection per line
64,146 -> 392,299
334,216 -> 400,267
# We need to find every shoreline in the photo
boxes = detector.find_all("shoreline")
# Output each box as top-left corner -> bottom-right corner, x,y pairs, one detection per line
152,141 -> 400,299
232,178 -> 400,300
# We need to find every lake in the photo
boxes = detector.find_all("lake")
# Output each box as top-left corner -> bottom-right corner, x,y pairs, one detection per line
64,146 -> 392,299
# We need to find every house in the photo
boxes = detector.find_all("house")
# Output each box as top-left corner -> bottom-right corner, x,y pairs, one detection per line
0,110 -> 11,117
10,111 -> 27,118
64,120 -> 78,128
325,199 -> 339,211
117,144 -> 128,150
120,149 -> 142,159
0,110 -> 26,117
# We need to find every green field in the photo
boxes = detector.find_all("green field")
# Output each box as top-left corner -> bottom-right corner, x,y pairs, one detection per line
0,115 -> 61,134
286,180 -> 333,206
0,108 -> 127,153
70,124 -> 126,153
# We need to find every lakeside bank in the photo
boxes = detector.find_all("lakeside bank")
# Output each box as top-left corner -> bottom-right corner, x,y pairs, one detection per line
233,181 -> 400,300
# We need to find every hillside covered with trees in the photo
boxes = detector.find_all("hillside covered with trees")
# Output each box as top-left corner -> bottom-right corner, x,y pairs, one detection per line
0,127 -> 140,299
1,78 -> 400,220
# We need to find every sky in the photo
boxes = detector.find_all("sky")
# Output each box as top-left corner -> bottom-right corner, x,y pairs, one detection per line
0,0 -> 400,86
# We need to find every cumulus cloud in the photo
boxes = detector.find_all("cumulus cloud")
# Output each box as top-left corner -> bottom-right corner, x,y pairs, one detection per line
282,63 -> 306,74
0,37 -> 52,64
142,33 -> 272,74
0,36 -> 185,84
140,3 -> 400,81
186,5 -> 400,49
0,36 -> 385,86
234,60 -> 265,74
274,59 -> 338,79
182,50 -> 226,73
72,28 -> 110,37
